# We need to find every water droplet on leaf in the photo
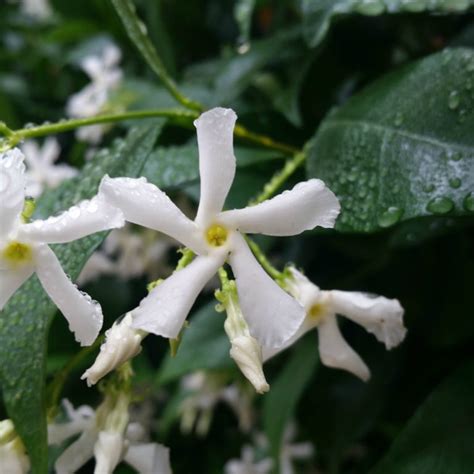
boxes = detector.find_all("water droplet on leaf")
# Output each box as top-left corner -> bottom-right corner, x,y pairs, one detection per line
426,196 -> 454,215
378,207 -> 403,228
448,90 -> 460,110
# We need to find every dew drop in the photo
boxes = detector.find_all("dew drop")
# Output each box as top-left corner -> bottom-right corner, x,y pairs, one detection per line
449,177 -> 461,189
355,0 -> 385,15
448,90 -> 460,110
426,196 -> 454,215
423,183 -> 435,193
394,112 -> 403,126
463,192 -> 474,212
377,206 -> 403,228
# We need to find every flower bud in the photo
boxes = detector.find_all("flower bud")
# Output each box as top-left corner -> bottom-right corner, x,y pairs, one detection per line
82,313 -> 145,386
0,420 -> 30,474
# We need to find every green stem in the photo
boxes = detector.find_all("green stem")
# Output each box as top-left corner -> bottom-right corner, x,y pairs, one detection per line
234,124 -> 300,156
110,0 -> 202,112
8,108 -> 197,147
47,335 -> 104,418
245,236 -> 282,281
251,151 -> 306,204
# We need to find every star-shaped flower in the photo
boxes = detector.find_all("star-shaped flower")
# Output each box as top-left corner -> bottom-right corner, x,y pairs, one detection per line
264,267 -> 407,380
98,107 -> 340,350
67,43 -> 122,144
49,399 -> 171,474
21,138 -> 77,198
0,148 -> 124,345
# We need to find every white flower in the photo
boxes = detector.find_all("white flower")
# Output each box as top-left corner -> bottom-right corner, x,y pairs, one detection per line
224,445 -> 273,474
180,372 -> 254,436
279,423 -> 313,474
0,420 -> 30,474
67,44 -> 122,144
19,0 -> 52,19
81,313 -> 146,386
0,148 -> 125,345
99,107 -> 340,350
264,267 -> 407,381
20,138 -> 77,198
49,399 -> 171,474
78,226 -> 175,284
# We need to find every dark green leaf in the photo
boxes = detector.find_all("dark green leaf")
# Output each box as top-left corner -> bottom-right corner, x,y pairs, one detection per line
263,336 -> 318,462
0,123 -> 162,473
157,302 -> 232,385
301,0 -> 474,48
307,48 -> 474,233
370,360 -> 474,474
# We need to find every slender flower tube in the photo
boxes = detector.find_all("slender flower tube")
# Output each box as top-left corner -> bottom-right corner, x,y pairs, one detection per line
0,148 -> 125,345
264,267 -> 407,381
97,107 -> 341,351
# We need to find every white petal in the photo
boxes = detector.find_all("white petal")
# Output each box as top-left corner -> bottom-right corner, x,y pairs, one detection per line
317,315 -> 370,381
219,179 -> 340,236
103,44 -> 122,69
0,266 -> 34,310
329,291 -> 406,349
81,313 -> 145,386
93,431 -> 124,474
0,148 -> 25,237
35,245 -> 103,346
194,108 -> 237,226
40,137 -> 61,165
55,427 -> 96,474
229,233 -> 305,348
131,253 -> 225,338
124,443 -> 172,474
99,176 -> 206,254
18,195 -> 124,244
0,442 -> 30,474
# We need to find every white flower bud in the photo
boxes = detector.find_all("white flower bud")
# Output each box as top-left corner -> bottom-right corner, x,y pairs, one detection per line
93,431 -> 124,474
229,335 -> 269,394
0,420 -> 30,474
82,313 -> 145,386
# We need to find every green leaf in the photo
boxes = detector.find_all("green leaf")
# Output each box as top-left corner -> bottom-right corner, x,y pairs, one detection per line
110,0 -> 201,110
263,336 -> 318,462
301,0 -> 474,48
370,360 -> 474,474
143,144 -> 284,189
307,48 -> 474,233
157,302 -> 233,385
0,124 -> 162,473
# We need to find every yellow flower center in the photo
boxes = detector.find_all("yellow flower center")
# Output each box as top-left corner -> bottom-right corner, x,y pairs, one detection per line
2,241 -> 33,266
205,224 -> 229,247
308,303 -> 326,323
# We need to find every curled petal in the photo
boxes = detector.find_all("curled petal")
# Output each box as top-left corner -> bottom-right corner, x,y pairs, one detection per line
194,108 -> 237,226
35,245 -> 103,346
229,233 -> 305,348
18,196 -> 124,244
0,266 -> 34,311
93,431 -> 124,474
0,148 -> 25,237
124,443 -> 172,474
317,315 -> 370,381
219,179 -> 340,236
55,427 -> 96,474
99,176 -> 206,254
82,313 -> 145,386
131,253 -> 225,338
328,290 -> 406,349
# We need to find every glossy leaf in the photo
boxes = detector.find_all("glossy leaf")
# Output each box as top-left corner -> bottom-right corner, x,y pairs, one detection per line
263,336 -> 318,461
0,124 -> 162,473
301,0 -> 474,48
370,361 -> 474,474
307,48 -> 474,233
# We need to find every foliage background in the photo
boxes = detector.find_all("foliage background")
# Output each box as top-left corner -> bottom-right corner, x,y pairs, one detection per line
0,0 -> 473,473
